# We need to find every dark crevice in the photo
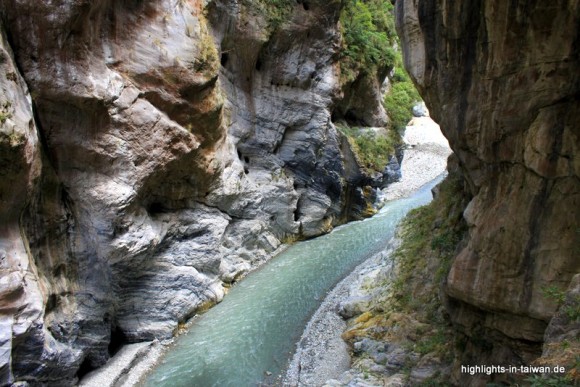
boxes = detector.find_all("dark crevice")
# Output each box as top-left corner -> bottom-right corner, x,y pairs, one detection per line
343,110 -> 364,126
53,263 -> 66,277
45,294 -> 57,314
194,200 -> 249,221
220,52 -> 229,67
274,126 -> 292,155
147,202 -> 166,215
76,357 -> 96,380
108,327 -> 128,356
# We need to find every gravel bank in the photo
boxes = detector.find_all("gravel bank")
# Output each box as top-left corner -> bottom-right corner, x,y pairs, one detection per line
284,117 -> 452,386
381,117 -> 451,201
284,248 -> 396,387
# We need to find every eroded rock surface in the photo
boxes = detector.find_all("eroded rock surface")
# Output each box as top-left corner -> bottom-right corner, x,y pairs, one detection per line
397,0 -> 579,383
0,0 -> 389,384
0,23 -> 43,386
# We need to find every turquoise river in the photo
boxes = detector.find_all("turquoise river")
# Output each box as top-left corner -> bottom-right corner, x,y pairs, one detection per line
144,175 -> 444,386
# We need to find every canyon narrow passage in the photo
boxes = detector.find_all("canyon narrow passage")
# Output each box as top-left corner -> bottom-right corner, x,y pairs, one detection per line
143,175 -> 444,387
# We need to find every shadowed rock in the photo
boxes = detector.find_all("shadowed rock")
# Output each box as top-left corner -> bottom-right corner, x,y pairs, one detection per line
396,0 -> 580,384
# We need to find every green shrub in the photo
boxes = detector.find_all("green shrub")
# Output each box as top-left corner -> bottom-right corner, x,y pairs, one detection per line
337,124 -> 400,172
563,296 -> 580,321
540,285 -> 580,320
260,0 -> 294,29
542,285 -> 567,304
339,0 -> 421,131
414,328 -> 450,355
384,66 -> 421,132
339,0 -> 397,83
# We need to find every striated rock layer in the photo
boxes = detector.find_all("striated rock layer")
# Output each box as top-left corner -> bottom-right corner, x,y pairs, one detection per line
397,0 -> 579,384
0,0 -> 391,384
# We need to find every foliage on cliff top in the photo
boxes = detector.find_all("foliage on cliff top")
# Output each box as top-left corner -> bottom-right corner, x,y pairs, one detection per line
339,0 -> 397,84
336,124 -> 400,172
338,0 -> 420,154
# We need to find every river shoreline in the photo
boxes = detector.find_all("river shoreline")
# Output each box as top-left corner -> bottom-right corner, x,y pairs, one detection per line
283,240 -> 401,386
78,242 -> 292,387
284,117 -> 452,386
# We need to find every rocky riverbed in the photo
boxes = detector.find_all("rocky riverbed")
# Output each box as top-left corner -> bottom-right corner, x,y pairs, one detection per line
284,116 -> 452,386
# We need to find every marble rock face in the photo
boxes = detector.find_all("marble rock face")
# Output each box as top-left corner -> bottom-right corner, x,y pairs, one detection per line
0,0 -> 389,384
397,0 -> 579,381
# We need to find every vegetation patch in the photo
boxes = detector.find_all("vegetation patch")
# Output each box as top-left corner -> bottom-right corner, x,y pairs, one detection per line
536,286 -> 580,383
384,65 -> 421,132
337,0 -> 420,170
386,170 -> 467,347
391,170 -> 467,323
542,285 -> 580,322
0,110 -> 10,124
239,0 -> 295,31
526,373 -> 576,387
336,124 -> 400,172
194,15 -> 220,76
0,101 -> 12,124
339,0 -> 397,84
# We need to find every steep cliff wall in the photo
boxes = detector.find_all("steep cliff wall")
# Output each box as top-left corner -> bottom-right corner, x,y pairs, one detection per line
397,0 -> 579,384
0,0 -> 392,384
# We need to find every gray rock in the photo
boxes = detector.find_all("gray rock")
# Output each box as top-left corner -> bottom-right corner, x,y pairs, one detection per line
409,353 -> 444,384
0,0 -> 391,383
382,155 -> 402,186
411,102 -> 429,117
339,295 -> 373,319
384,347 -> 409,371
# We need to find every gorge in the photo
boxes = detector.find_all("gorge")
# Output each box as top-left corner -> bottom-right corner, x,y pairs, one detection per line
0,0 -> 579,386
142,176 -> 444,386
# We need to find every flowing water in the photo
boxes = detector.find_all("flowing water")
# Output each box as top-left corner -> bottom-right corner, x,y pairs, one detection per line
144,175 -> 444,387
